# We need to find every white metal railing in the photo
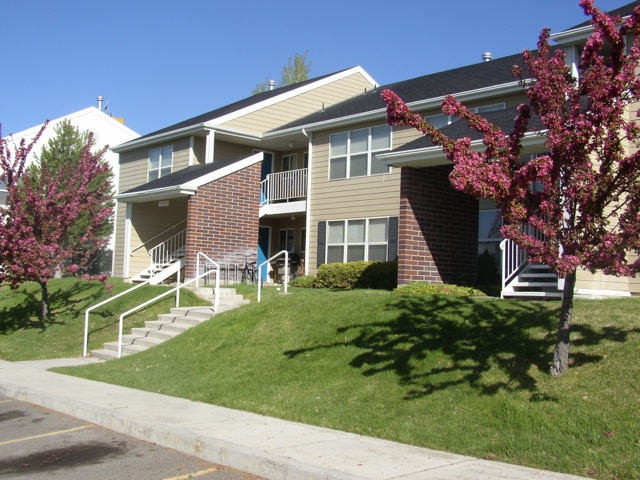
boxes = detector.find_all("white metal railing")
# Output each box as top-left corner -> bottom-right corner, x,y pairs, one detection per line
260,168 -> 307,205
83,279 -> 152,357
257,250 -> 289,303
130,219 -> 186,256
149,229 -> 186,266
83,252 -> 220,358
500,238 -> 527,295
500,224 -> 546,296
115,253 -> 220,358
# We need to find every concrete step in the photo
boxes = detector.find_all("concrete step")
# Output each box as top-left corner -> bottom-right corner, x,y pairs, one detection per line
130,327 -> 180,341
90,289 -> 249,360
503,290 -> 562,299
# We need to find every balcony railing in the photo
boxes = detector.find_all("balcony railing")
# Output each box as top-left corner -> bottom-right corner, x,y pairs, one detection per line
261,168 -> 307,205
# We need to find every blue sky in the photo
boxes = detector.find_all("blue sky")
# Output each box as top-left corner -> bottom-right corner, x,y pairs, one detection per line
0,0 -> 627,137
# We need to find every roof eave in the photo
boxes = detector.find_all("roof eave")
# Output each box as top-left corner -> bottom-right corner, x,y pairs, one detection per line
277,81 -> 525,135
113,124 -> 207,153
115,186 -> 196,203
379,131 -> 548,168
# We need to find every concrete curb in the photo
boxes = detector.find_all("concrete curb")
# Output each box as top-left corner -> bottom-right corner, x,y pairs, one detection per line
0,360 -> 588,480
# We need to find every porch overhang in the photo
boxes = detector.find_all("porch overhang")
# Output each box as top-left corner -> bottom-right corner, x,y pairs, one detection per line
379,131 -> 547,169
259,200 -> 307,218
115,186 -> 196,203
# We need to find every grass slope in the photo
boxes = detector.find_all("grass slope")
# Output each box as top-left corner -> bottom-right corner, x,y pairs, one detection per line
0,278 -> 209,360
55,287 -> 640,480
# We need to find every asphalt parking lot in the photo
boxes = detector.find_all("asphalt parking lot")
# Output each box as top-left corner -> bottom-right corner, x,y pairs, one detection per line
0,394 -> 265,480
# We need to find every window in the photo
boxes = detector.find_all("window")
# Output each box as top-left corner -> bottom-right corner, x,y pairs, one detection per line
279,228 -> 295,253
426,103 -> 505,129
300,228 -> 306,252
148,146 -> 173,181
282,154 -> 297,172
303,152 -> 308,169
329,125 -> 391,180
326,218 -> 389,263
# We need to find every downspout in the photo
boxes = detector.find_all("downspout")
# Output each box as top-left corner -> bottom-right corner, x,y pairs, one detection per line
302,128 -> 311,276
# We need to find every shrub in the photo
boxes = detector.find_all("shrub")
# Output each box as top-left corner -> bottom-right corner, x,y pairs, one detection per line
392,281 -> 486,297
289,275 -> 316,288
315,261 -> 398,290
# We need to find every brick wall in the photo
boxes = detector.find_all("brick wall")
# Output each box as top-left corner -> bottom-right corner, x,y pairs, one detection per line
184,163 -> 261,278
398,166 -> 478,285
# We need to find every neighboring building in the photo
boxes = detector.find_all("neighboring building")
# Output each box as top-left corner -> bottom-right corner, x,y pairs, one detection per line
111,1 -> 640,298
2,103 -> 140,273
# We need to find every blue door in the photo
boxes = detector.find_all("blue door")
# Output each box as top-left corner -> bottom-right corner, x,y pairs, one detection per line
257,227 -> 270,282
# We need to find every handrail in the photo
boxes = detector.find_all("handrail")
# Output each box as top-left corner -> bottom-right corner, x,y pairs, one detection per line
115,253 -> 219,358
195,252 -> 220,312
149,229 -> 186,266
260,168 -> 307,205
83,278 -> 152,357
130,219 -> 187,256
500,224 -> 545,298
257,250 -> 289,303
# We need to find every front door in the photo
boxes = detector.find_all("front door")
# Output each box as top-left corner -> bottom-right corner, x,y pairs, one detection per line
257,226 -> 270,282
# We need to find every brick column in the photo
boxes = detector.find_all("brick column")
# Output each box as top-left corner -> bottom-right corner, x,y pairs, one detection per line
398,166 -> 478,286
184,163 -> 261,279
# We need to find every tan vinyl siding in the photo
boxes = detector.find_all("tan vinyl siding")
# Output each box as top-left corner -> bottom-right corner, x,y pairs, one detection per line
193,136 -> 207,164
128,198 -> 189,276
214,141 -> 254,161
576,269 -> 632,294
112,202 -> 128,277
307,125 -> 401,274
172,137 -> 190,171
221,73 -> 375,134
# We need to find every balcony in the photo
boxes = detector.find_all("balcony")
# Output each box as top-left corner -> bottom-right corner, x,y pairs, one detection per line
259,168 -> 307,217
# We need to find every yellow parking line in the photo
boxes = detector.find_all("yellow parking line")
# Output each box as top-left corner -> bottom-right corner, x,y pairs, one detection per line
163,467 -> 220,480
0,424 -> 95,446
0,400 -> 14,404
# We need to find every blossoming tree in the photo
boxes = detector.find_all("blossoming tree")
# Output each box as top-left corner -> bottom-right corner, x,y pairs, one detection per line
0,124 -> 113,324
382,0 -> 640,376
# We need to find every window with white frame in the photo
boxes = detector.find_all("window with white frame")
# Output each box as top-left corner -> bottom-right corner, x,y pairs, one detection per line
282,154 -> 297,172
148,146 -> 173,182
329,125 -> 391,180
326,218 -> 388,263
427,103 -> 506,129
279,228 -> 295,252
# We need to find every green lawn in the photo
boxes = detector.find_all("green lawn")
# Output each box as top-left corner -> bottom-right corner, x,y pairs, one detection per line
2,281 -> 639,479
0,278 -> 209,360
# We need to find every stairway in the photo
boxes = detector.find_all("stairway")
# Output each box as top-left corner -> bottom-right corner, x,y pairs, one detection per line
90,288 -> 249,360
131,246 -> 186,285
502,263 -> 562,299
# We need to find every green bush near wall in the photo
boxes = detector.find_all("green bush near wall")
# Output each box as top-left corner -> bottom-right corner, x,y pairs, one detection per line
314,261 -> 398,290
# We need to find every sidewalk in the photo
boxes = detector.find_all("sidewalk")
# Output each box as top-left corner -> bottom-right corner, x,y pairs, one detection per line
0,358 -> 587,480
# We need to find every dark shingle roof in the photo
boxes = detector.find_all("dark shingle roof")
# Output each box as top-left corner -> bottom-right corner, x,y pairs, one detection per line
122,156 -> 243,195
126,69 -> 352,143
391,107 -> 546,153
274,53 -> 528,131
567,1 -> 639,30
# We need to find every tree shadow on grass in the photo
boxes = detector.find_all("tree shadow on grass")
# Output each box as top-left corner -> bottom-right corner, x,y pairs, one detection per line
0,280 -> 106,333
285,295 -> 632,401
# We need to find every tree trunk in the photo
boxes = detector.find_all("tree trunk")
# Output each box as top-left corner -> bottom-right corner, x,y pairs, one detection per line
550,270 -> 576,377
38,280 -> 49,327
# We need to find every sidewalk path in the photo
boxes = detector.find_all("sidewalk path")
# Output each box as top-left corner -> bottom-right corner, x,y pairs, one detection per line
0,359 -> 587,480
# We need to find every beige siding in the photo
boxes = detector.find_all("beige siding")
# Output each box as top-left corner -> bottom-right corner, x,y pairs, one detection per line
214,141 -> 255,161
307,124 -> 401,274
193,136 -> 207,164
172,137 -> 191,171
576,269 -> 631,294
128,198 -> 189,276
221,72 -> 375,134
112,202 -> 128,277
